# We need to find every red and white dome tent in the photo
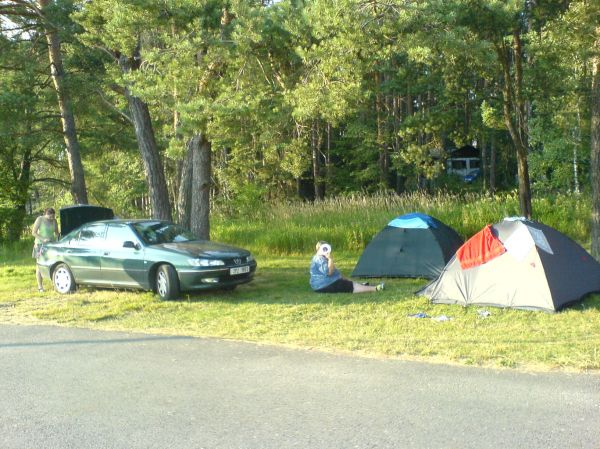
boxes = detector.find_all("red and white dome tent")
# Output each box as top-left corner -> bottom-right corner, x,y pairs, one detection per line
417,217 -> 600,312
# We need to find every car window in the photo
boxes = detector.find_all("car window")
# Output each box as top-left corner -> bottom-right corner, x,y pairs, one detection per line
132,221 -> 197,245
78,223 -> 107,247
450,159 -> 467,170
105,224 -> 138,249
59,228 -> 80,246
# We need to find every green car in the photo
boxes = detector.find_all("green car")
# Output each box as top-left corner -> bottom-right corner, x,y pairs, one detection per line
37,215 -> 257,300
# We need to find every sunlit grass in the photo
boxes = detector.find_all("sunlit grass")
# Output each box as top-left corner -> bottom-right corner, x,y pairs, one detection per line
1,250 -> 599,372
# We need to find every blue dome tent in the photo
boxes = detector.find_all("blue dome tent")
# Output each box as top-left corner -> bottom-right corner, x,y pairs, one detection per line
352,213 -> 463,279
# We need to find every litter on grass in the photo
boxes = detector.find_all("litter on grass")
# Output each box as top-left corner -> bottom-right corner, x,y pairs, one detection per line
407,313 -> 454,321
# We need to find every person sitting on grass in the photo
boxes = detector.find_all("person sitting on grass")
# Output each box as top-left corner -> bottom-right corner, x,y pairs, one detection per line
309,241 -> 384,294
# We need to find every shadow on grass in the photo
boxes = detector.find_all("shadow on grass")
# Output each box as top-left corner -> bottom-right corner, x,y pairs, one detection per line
173,266 -> 430,306
13,255 -> 600,313
176,267 -> 600,313
568,293 -> 600,312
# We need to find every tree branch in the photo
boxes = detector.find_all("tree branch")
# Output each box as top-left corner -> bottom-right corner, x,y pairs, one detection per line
97,88 -> 133,124
30,176 -> 70,187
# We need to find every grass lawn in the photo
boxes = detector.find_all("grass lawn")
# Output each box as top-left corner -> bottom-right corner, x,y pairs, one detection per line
1,248 -> 599,372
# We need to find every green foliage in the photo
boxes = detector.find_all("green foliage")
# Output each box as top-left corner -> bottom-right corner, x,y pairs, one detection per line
2,0 -> 599,233
481,100 -> 504,130
0,34 -> 67,241
214,182 -> 269,218
85,149 -> 147,217
525,0 -> 598,195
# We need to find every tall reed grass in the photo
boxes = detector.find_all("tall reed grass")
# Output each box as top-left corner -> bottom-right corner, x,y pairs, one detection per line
213,191 -> 592,255
2,191 -> 591,259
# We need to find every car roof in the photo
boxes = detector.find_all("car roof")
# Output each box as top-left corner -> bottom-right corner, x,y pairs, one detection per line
83,219 -> 170,226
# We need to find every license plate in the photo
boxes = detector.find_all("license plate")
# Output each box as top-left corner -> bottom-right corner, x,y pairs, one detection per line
230,266 -> 250,275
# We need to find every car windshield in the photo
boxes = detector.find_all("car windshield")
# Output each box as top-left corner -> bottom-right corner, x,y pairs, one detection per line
59,228 -> 80,242
132,222 -> 198,245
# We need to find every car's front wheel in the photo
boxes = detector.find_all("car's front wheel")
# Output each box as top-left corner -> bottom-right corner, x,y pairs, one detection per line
53,263 -> 76,294
156,264 -> 180,300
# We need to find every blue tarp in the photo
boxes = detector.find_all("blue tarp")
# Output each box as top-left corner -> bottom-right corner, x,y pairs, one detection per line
387,213 -> 438,229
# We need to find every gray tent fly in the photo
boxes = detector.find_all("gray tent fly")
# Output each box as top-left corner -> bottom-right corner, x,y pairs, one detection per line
417,217 -> 600,312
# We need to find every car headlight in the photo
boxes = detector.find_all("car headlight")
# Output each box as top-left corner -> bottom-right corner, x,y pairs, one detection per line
188,258 -> 225,267
246,255 -> 255,263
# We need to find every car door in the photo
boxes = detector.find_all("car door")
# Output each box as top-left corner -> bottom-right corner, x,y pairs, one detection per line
65,223 -> 106,284
101,223 -> 147,287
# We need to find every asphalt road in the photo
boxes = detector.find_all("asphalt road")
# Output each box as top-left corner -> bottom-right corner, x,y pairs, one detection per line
0,324 -> 599,449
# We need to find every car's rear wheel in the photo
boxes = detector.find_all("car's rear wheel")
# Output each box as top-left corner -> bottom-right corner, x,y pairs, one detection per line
156,264 -> 179,300
53,263 -> 76,294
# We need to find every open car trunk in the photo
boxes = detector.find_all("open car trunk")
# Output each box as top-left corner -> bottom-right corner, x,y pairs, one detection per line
59,205 -> 114,236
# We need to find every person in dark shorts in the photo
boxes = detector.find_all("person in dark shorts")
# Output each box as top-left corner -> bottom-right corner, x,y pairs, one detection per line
309,241 -> 384,294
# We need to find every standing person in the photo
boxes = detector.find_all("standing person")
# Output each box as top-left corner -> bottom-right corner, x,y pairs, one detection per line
32,208 -> 59,292
309,241 -> 384,294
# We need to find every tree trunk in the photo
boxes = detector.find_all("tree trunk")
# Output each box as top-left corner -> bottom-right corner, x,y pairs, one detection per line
326,123 -> 332,184
38,0 -> 88,204
513,30 -> 532,218
6,150 -> 32,241
311,121 -> 325,200
490,133 -> 497,195
118,54 -> 172,221
497,36 -> 532,218
393,94 -> 404,193
591,47 -> 600,259
176,139 -> 194,228
191,134 -> 211,240
376,72 -> 389,188
7,204 -> 27,241
480,133 -> 487,192
573,106 -> 581,194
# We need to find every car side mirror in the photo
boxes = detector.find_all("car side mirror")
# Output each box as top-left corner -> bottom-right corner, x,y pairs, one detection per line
123,241 -> 140,250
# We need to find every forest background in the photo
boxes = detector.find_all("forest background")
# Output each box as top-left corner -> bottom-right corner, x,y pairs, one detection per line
1,0 -> 599,258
